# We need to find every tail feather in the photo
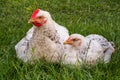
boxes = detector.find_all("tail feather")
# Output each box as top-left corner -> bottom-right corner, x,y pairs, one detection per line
110,42 -> 115,48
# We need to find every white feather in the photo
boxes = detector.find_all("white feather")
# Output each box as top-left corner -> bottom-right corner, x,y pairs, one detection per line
15,27 -> 34,62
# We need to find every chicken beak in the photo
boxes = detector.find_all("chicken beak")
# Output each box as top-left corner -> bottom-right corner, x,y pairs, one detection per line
28,19 -> 34,23
64,40 -> 73,45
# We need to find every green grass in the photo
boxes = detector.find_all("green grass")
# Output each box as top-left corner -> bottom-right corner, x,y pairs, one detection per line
0,0 -> 120,80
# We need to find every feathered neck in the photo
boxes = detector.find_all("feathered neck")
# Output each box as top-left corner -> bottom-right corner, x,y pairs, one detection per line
33,18 -> 56,40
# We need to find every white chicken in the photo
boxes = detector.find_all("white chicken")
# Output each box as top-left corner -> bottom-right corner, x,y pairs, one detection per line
63,34 -> 104,65
15,9 -> 69,63
86,34 -> 115,63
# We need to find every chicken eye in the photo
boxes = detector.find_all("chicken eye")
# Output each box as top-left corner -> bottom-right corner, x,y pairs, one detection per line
72,38 -> 79,41
38,16 -> 42,19
72,39 -> 77,41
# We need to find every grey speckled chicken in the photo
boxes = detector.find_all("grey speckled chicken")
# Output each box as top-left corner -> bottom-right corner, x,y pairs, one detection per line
15,9 -> 69,63
86,34 -> 115,63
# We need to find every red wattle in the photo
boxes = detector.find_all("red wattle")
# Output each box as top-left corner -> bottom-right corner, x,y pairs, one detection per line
33,22 -> 42,27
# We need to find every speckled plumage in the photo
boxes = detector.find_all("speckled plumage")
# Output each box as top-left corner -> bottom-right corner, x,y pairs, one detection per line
86,34 -> 115,63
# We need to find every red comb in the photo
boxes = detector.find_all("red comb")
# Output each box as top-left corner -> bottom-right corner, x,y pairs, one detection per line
31,9 -> 40,18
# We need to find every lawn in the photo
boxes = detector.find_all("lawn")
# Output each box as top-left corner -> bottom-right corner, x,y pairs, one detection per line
0,0 -> 120,80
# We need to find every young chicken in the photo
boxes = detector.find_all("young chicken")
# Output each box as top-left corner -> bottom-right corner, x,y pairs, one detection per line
63,34 -> 104,65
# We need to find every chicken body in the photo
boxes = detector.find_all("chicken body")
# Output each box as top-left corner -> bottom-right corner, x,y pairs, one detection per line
15,9 -> 69,63
86,34 -> 115,63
